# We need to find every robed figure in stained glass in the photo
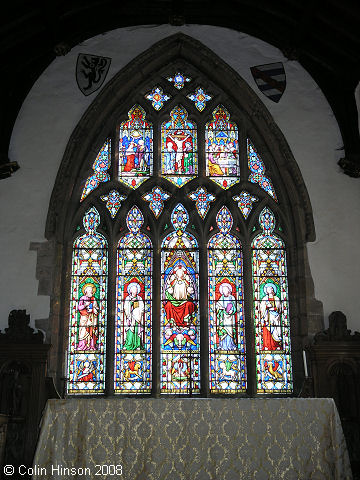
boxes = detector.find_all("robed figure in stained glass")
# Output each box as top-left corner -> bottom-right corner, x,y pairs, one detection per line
123,281 -> 145,351
260,283 -> 282,351
216,282 -> 237,351
118,105 -> 153,189
161,106 -> 197,188
77,283 -> 99,351
163,263 -> 196,328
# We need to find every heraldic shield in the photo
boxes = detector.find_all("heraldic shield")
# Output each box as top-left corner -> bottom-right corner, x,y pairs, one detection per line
250,62 -> 286,103
76,53 -> 111,96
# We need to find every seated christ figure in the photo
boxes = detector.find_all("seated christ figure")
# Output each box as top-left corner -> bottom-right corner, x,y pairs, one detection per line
163,264 -> 196,328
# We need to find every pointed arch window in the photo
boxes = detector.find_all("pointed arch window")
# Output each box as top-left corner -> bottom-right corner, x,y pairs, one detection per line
56,40 -> 310,397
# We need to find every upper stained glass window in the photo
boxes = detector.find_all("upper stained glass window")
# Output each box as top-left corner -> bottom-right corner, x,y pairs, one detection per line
247,139 -> 277,201
167,72 -> 191,89
145,86 -> 171,110
161,105 -> 197,188
205,105 -> 240,190
81,140 -> 111,201
187,87 -> 212,112
118,105 -> 153,189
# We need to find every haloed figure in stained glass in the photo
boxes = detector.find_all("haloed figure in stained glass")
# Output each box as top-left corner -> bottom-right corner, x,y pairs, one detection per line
123,281 -> 145,351
216,282 -> 237,351
77,283 -> 99,351
260,283 -> 282,351
163,263 -> 196,329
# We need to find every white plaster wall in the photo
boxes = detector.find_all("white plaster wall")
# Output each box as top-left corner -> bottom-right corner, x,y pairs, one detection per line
2,24 -> 360,332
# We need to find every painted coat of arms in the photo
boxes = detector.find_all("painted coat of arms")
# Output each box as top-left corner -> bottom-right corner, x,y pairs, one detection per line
250,62 -> 286,103
76,53 -> 111,96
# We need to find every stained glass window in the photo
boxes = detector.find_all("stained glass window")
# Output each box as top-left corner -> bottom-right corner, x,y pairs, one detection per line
142,186 -> 170,218
187,87 -> 212,111
208,207 -> 246,393
167,72 -> 191,89
252,207 -> 292,393
81,140 -> 111,201
70,63 -> 298,398
67,207 -> 108,394
115,206 -> 152,393
161,204 -> 200,393
205,105 -> 240,189
161,105 -> 197,187
233,191 -> 258,219
247,139 -> 277,201
118,105 -> 153,189
145,86 -> 170,110
188,186 -> 215,219
101,190 -> 126,218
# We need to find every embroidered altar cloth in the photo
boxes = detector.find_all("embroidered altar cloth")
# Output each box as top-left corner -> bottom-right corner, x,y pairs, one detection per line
33,398 -> 352,479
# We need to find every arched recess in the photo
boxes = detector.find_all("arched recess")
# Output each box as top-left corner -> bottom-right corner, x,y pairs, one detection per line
42,32 -> 320,394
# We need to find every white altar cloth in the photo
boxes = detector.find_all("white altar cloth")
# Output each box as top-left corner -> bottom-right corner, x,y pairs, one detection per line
33,397 -> 352,480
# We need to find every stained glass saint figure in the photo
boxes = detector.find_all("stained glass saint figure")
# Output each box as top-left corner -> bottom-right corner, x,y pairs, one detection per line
81,140 -> 111,201
252,207 -> 292,393
118,105 -> 153,189
115,206 -> 152,393
161,204 -> 200,393
208,207 -> 246,393
161,105 -> 197,188
205,105 -> 240,189
67,206 -> 107,394
247,140 -> 277,201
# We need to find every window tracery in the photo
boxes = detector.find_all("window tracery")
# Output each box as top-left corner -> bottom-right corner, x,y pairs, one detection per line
55,38 -> 313,397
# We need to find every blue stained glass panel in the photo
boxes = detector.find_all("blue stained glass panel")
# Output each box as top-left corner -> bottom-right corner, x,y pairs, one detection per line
81,140 -> 111,202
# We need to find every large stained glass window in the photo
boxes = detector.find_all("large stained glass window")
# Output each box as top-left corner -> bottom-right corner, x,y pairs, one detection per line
161,105 -> 197,188
69,65 -> 297,398
205,105 -> 240,190
118,105 -> 153,189
115,206 -> 152,393
161,204 -> 200,393
252,207 -> 292,393
208,207 -> 246,393
67,207 -> 108,394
